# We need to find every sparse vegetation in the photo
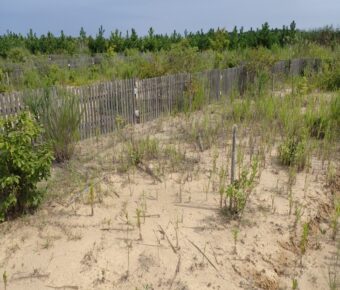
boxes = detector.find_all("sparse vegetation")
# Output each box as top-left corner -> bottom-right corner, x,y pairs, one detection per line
0,21 -> 339,290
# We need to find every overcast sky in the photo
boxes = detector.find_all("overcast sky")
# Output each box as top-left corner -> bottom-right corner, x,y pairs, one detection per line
0,0 -> 339,36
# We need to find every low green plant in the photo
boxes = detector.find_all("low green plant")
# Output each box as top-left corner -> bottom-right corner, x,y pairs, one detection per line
292,278 -> 298,290
224,157 -> 258,216
3,271 -> 7,290
300,222 -> 309,254
232,227 -> 239,253
278,135 -> 307,171
0,112 -> 53,221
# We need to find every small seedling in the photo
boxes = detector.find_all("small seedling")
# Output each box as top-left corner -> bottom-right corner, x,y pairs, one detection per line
204,170 -> 212,201
3,271 -> 7,290
288,166 -> 297,190
300,222 -> 309,255
219,167 -> 227,208
127,173 -> 134,197
178,181 -> 183,203
232,227 -> 239,254
88,183 -> 95,216
124,210 -> 131,240
303,174 -> 308,197
271,195 -> 276,213
175,217 -> 179,249
136,208 -> 142,240
126,239 -> 132,277
237,144 -> 245,180
2,271 -> 8,290
292,278 -> 298,290
141,192 -> 147,222
288,190 -> 293,216
293,204 -> 304,232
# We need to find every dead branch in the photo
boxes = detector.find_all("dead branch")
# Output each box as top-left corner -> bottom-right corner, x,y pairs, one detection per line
158,225 -> 177,254
187,239 -> 219,273
169,255 -> 181,290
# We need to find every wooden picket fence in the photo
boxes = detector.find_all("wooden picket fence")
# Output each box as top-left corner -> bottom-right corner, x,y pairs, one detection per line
0,58 -> 320,140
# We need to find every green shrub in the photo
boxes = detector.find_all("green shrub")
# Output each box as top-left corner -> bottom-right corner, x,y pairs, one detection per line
224,157 -> 258,216
318,60 -> 340,91
25,88 -> 82,162
23,69 -> 42,89
7,47 -> 30,63
278,135 -> 307,170
0,112 -> 53,221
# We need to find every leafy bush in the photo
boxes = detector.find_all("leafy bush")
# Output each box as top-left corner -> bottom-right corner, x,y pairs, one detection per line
278,135 -> 307,170
25,88 -> 82,162
224,157 -> 258,216
0,112 -> 53,221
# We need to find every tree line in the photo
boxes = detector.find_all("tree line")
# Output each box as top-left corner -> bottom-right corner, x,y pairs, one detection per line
0,22 -> 339,58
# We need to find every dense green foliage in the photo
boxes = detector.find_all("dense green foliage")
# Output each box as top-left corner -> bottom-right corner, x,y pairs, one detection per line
0,22 -> 339,56
0,112 -> 53,221
0,22 -> 339,92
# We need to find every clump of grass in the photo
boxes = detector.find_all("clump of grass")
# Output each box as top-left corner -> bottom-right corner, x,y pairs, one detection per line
116,136 -> 160,172
25,88 -> 82,162
127,136 -> 160,166
182,114 -> 221,151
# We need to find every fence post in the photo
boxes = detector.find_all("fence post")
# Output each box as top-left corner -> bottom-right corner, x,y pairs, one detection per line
134,81 -> 140,124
